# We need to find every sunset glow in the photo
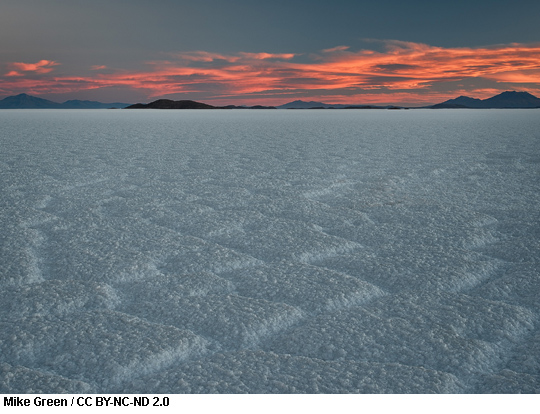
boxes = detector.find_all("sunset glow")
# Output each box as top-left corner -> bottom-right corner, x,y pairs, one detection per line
2,42 -> 540,105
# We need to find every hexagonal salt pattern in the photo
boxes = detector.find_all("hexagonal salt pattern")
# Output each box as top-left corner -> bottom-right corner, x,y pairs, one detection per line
1,109 -> 539,393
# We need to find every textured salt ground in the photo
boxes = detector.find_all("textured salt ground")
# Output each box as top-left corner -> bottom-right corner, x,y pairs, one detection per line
0,363 -> 93,394
1,109 -> 539,393
475,370 -> 540,394
0,310 -> 208,389
121,350 -> 465,394
120,293 -> 303,350
218,261 -> 385,313
264,292 -> 535,380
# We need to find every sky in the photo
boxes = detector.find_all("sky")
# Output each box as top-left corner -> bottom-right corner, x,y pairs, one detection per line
1,0 -> 540,106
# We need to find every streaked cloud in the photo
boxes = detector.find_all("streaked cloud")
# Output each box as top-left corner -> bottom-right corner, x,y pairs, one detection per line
238,52 -> 296,60
321,46 -> 350,53
172,52 -> 241,63
2,42 -> 540,105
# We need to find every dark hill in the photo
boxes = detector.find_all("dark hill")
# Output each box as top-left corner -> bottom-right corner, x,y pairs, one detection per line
277,100 -> 406,109
277,100 -> 334,109
432,91 -> 540,109
438,96 -> 484,108
243,105 -> 276,109
481,91 -> 540,108
0,93 -> 130,109
0,93 -> 61,109
126,99 -> 216,109
221,104 -> 276,109
431,103 -> 470,109
61,99 -> 130,109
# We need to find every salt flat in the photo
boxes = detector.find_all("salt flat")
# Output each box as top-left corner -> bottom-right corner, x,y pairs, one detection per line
0,109 -> 539,393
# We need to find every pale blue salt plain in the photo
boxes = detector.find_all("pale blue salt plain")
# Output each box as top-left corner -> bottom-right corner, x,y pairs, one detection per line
0,109 -> 539,393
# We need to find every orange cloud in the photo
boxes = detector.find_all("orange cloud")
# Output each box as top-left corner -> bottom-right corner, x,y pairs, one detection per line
2,42 -> 540,105
287,42 -> 540,90
8,60 -> 60,74
4,71 -> 24,77
483,69 -> 540,83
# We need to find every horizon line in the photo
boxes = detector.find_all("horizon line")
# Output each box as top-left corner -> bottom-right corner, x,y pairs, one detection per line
2,90 -> 539,110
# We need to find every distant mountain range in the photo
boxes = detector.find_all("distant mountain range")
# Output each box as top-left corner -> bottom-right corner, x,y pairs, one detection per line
126,99 -> 400,110
125,99 -> 276,109
278,91 -> 540,109
277,100 -> 337,109
430,91 -> 540,109
1,91 -> 539,110
0,93 -> 130,109
275,100 -> 403,109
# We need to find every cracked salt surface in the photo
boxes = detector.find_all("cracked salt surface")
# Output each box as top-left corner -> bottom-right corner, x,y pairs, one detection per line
1,109 -> 539,393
